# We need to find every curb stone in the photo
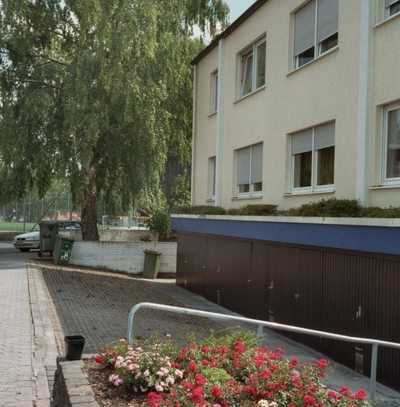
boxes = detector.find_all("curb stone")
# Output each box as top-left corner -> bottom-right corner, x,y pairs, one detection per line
53,359 -> 99,407
27,264 -> 62,406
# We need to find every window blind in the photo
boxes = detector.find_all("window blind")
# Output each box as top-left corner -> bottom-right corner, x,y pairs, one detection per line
317,0 -> 338,43
292,128 -> 313,155
294,0 -> 316,56
250,144 -> 263,184
237,147 -> 251,185
388,109 -> 400,149
315,122 -> 335,150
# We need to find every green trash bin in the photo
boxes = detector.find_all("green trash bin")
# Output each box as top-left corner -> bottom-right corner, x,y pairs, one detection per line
54,236 -> 74,265
39,221 -> 60,256
143,250 -> 162,279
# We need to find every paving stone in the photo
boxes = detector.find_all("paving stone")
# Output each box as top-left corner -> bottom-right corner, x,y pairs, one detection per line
0,261 -> 34,407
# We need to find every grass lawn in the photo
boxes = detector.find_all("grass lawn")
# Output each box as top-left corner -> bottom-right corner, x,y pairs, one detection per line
0,222 -> 37,232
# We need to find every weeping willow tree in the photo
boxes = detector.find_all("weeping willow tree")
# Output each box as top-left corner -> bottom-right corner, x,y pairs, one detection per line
0,0 -> 229,240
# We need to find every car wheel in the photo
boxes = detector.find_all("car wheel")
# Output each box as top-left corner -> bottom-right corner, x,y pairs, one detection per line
19,248 -> 30,252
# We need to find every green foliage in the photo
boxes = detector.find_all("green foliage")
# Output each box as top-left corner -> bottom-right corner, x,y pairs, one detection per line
0,0 -> 229,236
148,209 -> 171,240
227,204 -> 277,216
362,206 -> 400,218
175,205 -> 226,215
200,328 -> 259,349
283,199 -> 363,217
200,367 -> 232,384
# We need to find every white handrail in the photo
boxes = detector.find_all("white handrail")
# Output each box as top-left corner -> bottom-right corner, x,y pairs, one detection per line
127,302 -> 400,400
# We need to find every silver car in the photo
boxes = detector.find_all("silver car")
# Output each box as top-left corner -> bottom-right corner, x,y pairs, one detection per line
14,231 -> 40,252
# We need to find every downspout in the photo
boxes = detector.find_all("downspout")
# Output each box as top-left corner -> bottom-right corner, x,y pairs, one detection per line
191,64 -> 197,205
215,39 -> 224,207
355,0 -> 372,205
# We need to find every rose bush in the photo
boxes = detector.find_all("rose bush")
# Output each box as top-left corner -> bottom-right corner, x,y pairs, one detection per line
96,333 -> 370,407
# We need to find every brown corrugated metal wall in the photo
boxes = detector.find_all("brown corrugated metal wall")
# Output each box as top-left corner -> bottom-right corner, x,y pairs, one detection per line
176,232 -> 400,390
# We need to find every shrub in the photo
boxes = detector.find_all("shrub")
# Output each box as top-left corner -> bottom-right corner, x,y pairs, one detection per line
148,209 -> 171,240
238,204 -> 277,216
284,199 -> 363,218
96,333 -> 370,407
174,205 -> 226,215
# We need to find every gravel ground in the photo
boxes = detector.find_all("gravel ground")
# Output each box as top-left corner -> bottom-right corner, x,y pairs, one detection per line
42,269 -> 225,354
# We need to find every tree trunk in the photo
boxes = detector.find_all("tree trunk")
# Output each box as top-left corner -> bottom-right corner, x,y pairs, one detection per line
81,166 -> 99,241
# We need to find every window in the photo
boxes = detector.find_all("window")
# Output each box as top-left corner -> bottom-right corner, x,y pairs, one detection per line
385,0 -> 400,18
239,37 -> 266,98
210,71 -> 218,114
208,156 -> 216,200
294,0 -> 338,68
383,105 -> 400,182
290,122 -> 335,192
235,143 -> 263,196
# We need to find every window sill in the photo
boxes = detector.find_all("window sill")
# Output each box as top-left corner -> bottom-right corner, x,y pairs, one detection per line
234,85 -> 266,105
287,46 -> 339,77
374,12 -> 400,29
369,183 -> 400,191
232,193 -> 264,201
208,111 -> 217,118
284,187 -> 335,197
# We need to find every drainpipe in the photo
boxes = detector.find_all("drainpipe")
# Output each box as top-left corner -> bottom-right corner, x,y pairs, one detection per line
215,39 -> 224,207
191,64 -> 197,205
355,0 -> 372,206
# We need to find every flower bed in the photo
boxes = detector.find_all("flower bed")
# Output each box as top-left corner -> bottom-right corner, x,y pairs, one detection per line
89,332 -> 370,407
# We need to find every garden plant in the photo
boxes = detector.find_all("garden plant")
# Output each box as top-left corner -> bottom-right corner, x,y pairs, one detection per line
93,332 -> 370,407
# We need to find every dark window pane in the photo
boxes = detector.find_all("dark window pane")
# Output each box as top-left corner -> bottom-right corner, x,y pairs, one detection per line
294,151 -> 312,188
387,109 -> 400,179
390,2 -> 400,16
239,184 -> 250,193
256,42 -> 266,88
297,47 -> 315,67
317,146 -> 335,185
319,32 -> 338,54
253,182 -> 263,192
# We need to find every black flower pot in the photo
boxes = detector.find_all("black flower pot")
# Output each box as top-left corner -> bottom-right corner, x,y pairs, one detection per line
65,335 -> 85,361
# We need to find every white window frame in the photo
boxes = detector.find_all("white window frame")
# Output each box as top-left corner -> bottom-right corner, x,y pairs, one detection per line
208,156 -> 216,201
384,0 -> 400,19
209,70 -> 218,115
234,143 -> 263,198
294,0 -> 339,69
237,36 -> 266,99
382,103 -> 400,185
289,123 -> 335,193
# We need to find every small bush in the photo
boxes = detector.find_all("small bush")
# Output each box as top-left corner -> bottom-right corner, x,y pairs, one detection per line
174,205 -> 226,215
147,209 -> 171,240
363,206 -> 400,218
239,204 -> 277,216
284,199 -> 363,218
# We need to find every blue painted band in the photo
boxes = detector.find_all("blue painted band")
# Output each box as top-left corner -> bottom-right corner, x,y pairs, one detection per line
172,217 -> 400,256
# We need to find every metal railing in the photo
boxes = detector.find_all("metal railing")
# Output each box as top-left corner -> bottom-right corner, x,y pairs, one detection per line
128,302 -> 400,400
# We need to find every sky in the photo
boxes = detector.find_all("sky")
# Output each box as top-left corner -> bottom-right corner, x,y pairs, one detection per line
226,0 -> 257,22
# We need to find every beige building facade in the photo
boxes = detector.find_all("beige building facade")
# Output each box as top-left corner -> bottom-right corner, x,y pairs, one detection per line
191,0 -> 400,210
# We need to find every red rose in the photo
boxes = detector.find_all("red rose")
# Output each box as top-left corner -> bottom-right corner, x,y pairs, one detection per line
354,389 -> 368,401
191,386 -> 204,402
195,374 -> 207,386
304,395 -> 317,406
211,385 -> 223,398
317,358 -> 329,369
95,355 -> 105,364
188,361 -> 198,372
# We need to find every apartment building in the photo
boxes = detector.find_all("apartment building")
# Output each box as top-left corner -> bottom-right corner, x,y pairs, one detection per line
191,0 -> 400,210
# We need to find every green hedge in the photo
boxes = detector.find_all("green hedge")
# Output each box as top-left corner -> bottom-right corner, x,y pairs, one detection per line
174,199 -> 400,218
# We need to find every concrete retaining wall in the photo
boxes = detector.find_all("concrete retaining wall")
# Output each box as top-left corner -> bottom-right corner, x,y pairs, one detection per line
61,228 -> 157,242
69,241 -> 177,274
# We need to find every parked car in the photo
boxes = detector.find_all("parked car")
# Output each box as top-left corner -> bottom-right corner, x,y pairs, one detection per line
14,231 -> 40,252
